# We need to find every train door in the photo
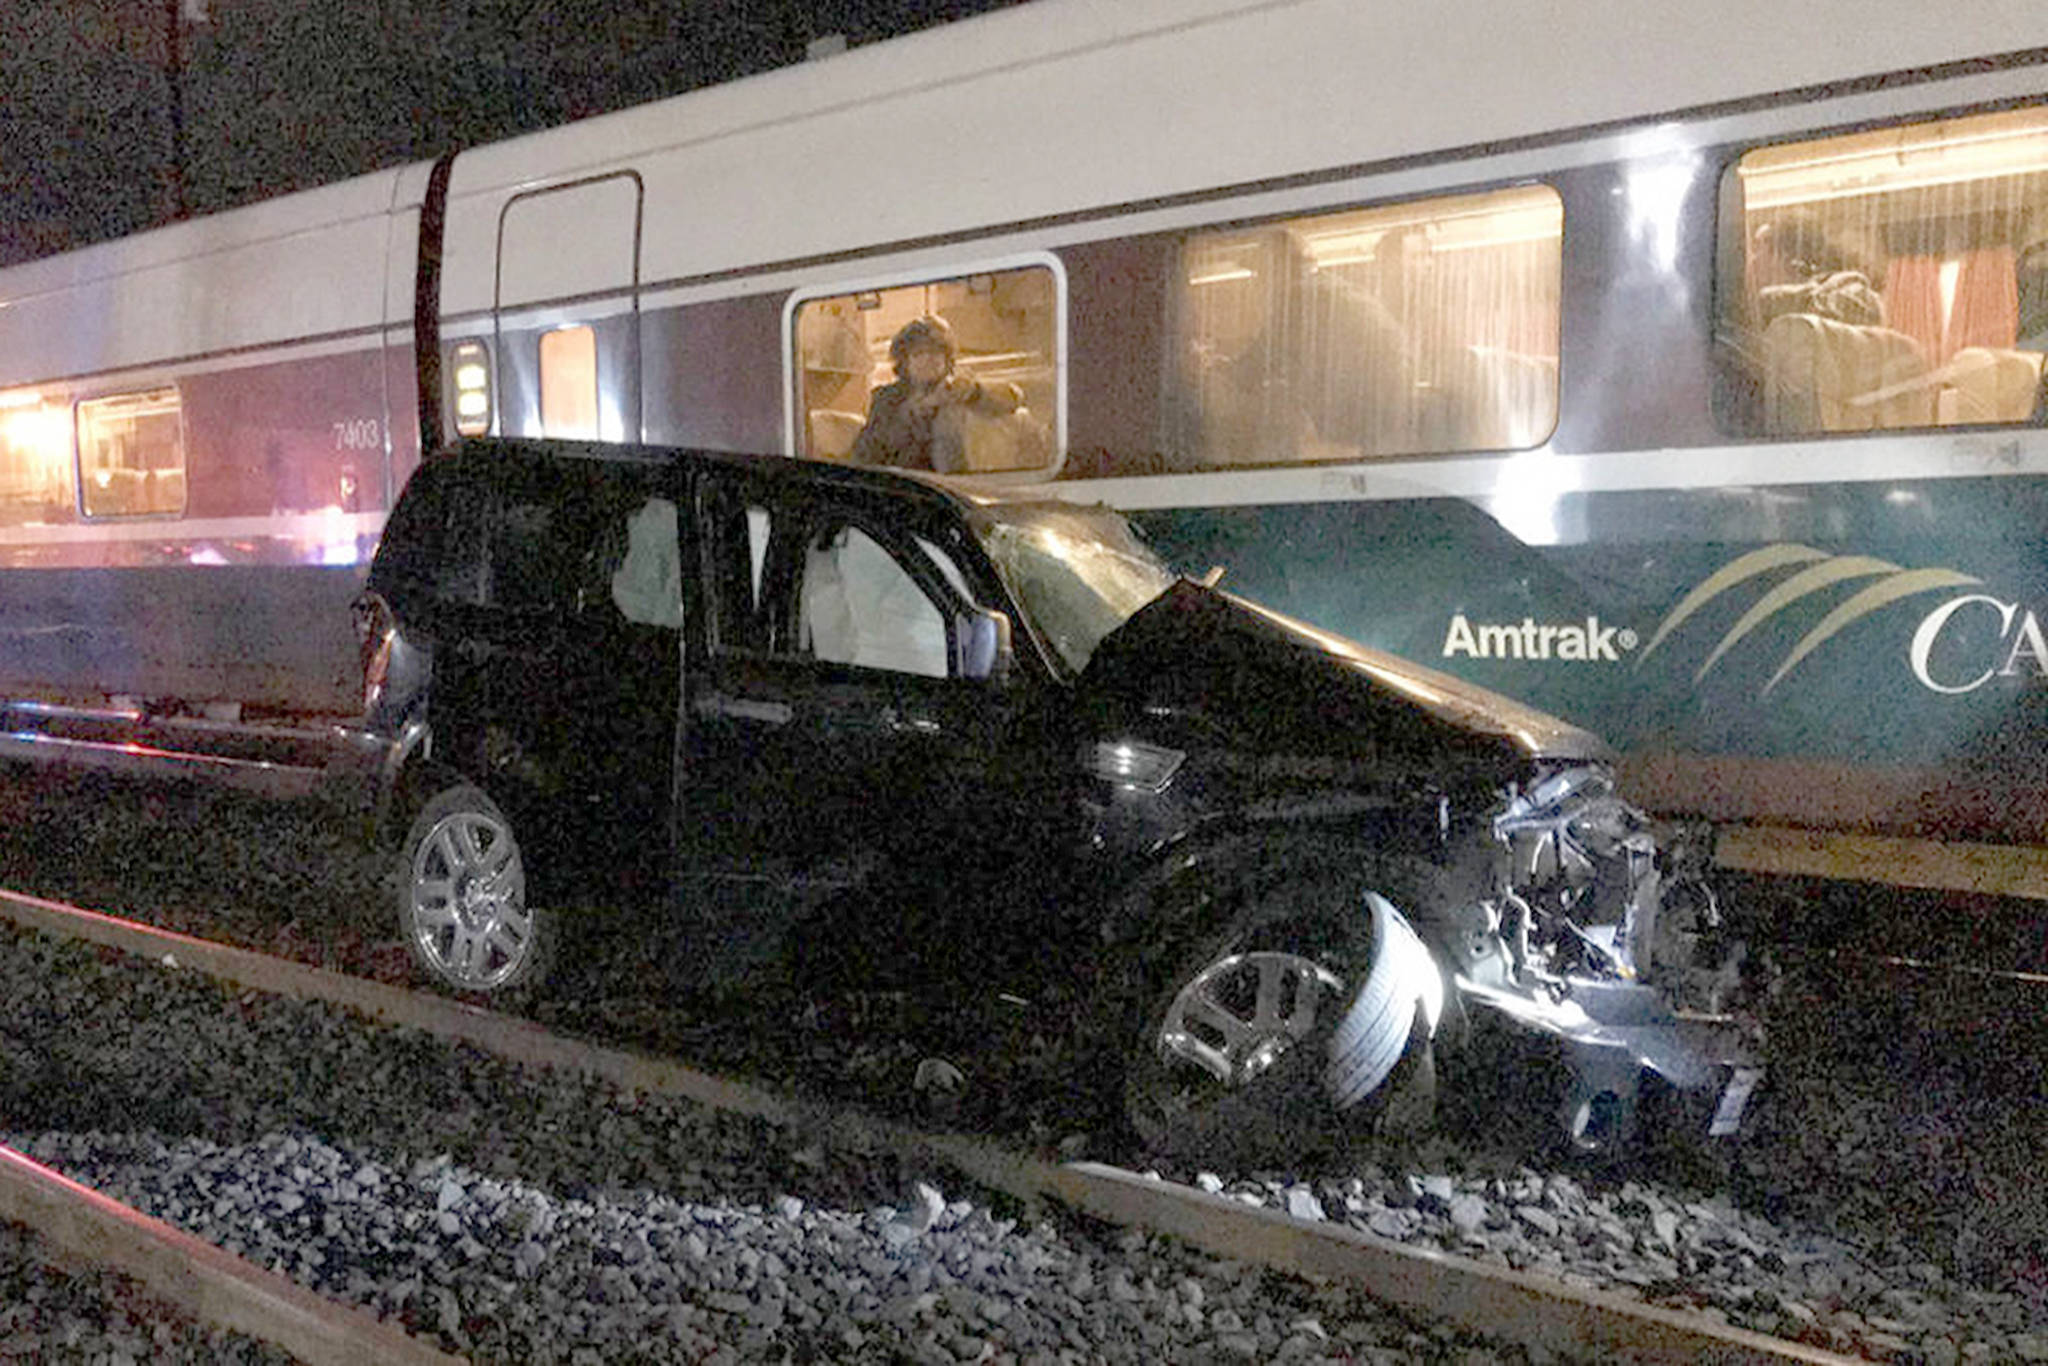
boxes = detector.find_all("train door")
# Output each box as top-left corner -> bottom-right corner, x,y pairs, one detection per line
494,173 -> 644,442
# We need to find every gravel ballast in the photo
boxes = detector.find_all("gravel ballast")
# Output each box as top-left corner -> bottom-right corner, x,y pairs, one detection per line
0,925 -> 1563,1364
0,919 -> 2043,1363
0,1219 -> 293,1365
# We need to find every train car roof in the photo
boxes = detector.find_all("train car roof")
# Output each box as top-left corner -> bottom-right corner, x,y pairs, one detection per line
437,0 -> 2048,306
8,0 -> 2048,386
0,169 -> 417,389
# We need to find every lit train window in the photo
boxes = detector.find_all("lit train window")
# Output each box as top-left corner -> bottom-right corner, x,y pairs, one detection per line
539,325 -> 599,439
1717,106 -> 2048,435
77,388 -> 186,519
0,390 -> 77,524
1167,184 -> 1562,468
791,264 -> 1058,472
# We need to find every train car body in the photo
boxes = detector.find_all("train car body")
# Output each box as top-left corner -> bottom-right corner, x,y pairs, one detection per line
6,0 -> 2048,888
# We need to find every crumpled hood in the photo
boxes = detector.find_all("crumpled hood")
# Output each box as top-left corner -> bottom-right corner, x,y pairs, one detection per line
1079,581 -> 1609,764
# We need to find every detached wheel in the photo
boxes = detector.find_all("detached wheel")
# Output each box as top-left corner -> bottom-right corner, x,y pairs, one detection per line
397,784 -> 554,996
1121,863 -> 1445,1164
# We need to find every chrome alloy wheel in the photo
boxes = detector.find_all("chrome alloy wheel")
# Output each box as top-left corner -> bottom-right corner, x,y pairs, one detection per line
407,806 -> 531,991
1157,951 -> 1348,1087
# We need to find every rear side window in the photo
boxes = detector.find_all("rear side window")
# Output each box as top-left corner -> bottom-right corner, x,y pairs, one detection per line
372,458 -> 488,609
609,498 -> 683,628
378,456 -> 666,621
1716,105 -> 2048,434
488,471 -> 659,618
489,493 -> 576,611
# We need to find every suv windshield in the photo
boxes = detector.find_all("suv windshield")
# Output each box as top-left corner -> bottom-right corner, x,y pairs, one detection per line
973,503 -> 1179,674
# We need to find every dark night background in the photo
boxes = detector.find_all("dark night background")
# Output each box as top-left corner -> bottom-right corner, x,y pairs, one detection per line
0,0 -> 1028,268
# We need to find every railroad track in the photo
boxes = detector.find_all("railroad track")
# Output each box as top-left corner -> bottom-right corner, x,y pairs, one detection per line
0,884 -> 1869,1365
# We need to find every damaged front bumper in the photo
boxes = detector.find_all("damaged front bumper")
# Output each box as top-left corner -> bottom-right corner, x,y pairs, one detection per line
1454,972 -> 1763,1155
1443,766 -> 1763,1157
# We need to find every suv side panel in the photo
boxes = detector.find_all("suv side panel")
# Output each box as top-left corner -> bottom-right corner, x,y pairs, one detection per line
377,448 -> 688,901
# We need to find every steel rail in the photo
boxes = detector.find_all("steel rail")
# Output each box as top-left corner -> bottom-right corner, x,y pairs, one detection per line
0,1142 -> 464,1366
0,885 -> 1857,1366
1715,823 -> 2048,902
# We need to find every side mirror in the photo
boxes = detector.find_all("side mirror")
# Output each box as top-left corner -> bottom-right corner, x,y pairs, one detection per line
958,608 -> 1013,684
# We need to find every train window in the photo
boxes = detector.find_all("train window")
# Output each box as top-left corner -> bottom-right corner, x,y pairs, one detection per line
1164,185 -> 1562,469
539,325 -> 599,439
0,391 -> 76,525
790,264 -> 1058,472
1717,105 -> 2048,435
76,388 -> 186,519
451,340 -> 493,437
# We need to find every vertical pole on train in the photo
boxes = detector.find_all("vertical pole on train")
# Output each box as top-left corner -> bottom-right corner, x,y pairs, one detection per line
413,154 -> 458,463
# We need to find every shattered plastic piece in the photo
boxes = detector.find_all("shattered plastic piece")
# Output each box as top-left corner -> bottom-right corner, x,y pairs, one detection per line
1284,1186 -> 1327,1222
913,1057 -> 965,1093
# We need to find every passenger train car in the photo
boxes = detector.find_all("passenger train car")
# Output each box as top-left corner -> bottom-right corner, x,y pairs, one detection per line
6,0 -> 2048,896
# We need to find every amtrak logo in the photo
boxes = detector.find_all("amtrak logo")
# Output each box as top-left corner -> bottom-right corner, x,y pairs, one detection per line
1442,544 -> 2040,698
1638,544 -> 1978,695
1441,615 -> 1635,662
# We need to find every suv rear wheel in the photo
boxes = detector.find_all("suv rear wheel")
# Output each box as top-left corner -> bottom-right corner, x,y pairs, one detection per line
396,783 -> 555,996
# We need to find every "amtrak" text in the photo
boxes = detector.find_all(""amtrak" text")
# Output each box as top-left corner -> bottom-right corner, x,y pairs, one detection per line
1441,614 -> 1627,663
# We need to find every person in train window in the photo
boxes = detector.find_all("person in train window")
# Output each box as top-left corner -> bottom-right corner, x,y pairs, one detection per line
1750,217 -> 1884,328
850,315 -> 1020,472
2016,229 -> 2048,352
1719,214 -> 1888,433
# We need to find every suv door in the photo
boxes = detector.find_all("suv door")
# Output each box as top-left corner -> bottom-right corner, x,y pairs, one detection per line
681,470 -> 1044,972
448,457 -> 685,897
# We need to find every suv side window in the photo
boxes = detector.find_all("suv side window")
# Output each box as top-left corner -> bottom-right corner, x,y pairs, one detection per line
799,522 -> 948,677
699,474 -> 972,678
700,484 -> 777,654
369,457 -> 489,611
487,471 -> 674,624
608,497 -> 683,629
489,492 -> 573,612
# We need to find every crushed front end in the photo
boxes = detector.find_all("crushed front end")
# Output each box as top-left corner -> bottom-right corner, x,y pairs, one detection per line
1433,763 -> 1763,1157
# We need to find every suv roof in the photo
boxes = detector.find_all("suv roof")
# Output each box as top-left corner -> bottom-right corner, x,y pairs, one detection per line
430,436 -> 1012,508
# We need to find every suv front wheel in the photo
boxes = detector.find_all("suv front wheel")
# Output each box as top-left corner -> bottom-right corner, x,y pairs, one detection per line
1116,855 -> 1446,1164
396,782 -> 555,996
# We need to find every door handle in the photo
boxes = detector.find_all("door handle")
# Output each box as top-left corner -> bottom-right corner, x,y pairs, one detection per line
880,706 -> 940,735
695,692 -> 793,725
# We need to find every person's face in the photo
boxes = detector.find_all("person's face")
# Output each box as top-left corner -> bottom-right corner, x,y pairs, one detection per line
904,345 -> 949,385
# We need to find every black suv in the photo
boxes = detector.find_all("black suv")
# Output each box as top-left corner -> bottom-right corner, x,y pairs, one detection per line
349,439 -> 1759,1161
